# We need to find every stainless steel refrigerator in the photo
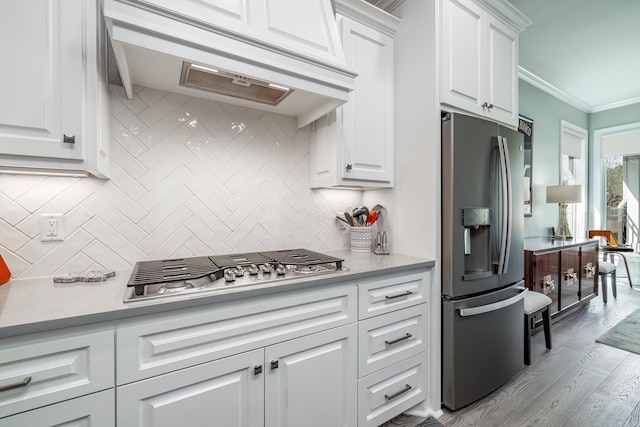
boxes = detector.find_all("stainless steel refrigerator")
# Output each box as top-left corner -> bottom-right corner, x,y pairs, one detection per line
441,112 -> 526,410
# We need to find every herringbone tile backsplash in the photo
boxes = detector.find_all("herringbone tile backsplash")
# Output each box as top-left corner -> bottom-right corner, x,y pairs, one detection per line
0,86 -> 363,279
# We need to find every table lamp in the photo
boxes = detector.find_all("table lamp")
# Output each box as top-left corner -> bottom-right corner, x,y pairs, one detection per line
546,184 -> 582,239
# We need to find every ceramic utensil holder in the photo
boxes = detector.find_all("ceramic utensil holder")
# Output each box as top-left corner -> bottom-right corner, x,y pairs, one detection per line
350,226 -> 373,253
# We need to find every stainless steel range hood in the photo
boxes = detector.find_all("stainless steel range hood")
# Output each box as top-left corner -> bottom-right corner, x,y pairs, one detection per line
102,0 -> 358,128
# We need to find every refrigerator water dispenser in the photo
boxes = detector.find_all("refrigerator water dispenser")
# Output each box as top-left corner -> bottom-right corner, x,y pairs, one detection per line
462,207 -> 492,280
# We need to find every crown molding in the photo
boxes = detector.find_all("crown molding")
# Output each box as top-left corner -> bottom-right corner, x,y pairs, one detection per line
518,67 -> 591,113
519,67 -> 640,114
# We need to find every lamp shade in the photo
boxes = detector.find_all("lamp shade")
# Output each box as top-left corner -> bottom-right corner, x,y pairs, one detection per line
546,185 -> 582,204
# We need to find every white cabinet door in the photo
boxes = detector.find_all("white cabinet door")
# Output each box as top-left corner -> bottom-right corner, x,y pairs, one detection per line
440,0 -> 485,116
117,349 -> 264,427
484,16 -> 518,125
440,0 -> 520,128
310,1 -> 398,188
0,390 -> 114,427
0,0 -> 108,176
339,15 -> 394,184
265,324 -> 357,427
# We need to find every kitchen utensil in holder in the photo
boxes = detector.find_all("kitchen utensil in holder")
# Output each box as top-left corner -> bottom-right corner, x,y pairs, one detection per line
350,226 -> 373,253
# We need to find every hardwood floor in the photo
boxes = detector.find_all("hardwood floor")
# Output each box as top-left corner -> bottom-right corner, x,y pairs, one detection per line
383,262 -> 640,427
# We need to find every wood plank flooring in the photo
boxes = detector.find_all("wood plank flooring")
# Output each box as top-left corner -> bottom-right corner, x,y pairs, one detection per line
382,268 -> 640,427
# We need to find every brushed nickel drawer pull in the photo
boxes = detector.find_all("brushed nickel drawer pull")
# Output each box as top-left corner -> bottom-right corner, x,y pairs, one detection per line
385,290 -> 415,300
270,360 -> 279,370
253,365 -> 263,375
385,383 -> 412,400
385,332 -> 412,346
0,376 -> 32,393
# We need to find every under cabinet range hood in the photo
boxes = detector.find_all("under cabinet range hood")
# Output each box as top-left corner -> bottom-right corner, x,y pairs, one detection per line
102,0 -> 358,128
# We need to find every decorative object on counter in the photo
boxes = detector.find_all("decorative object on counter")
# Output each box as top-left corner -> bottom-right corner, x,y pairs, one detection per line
350,226 -> 373,253
546,184 -> 582,239
338,205 -> 384,253
0,254 -> 10,285
374,231 -> 389,255
53,270 -> 117,283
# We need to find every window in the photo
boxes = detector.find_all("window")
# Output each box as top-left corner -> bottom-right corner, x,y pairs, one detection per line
601,131 -> 640,248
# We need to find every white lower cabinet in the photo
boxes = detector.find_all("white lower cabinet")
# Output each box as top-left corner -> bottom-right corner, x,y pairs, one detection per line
117,349 -> 265,426
0,267 -> 432,425
356,270 -> 431,426
0,389 -> 114,427
265,324 -> 357,427
117,324 -> 357,427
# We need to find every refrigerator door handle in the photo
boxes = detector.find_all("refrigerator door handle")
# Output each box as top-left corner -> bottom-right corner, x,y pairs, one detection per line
458,286 -> 525,317
496,136 -> 513,275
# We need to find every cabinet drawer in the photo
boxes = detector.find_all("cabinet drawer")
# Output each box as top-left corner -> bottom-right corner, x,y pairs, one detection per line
117,285 -> 357,385
358,304 -> 428,377
358,352 -> 427,427
0,325 -> 114,418
0,389 -> 114,427
358,270 -> 429,319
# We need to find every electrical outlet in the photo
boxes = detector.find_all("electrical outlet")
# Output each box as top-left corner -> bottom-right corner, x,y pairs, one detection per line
40,214 -> 65,241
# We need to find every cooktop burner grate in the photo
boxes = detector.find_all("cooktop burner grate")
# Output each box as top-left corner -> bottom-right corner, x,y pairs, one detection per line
259,249 -> 343,268
127,256 -> 220,286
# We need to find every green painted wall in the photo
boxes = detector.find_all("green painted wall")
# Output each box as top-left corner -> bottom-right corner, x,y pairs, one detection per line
518,80 -> 589,238
590,103 -> 640,132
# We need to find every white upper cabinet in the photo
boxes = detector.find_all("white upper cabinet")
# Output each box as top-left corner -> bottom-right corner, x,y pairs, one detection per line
0,0 -> 109,177
440,0 -> 530,128
310,0 -> 399,188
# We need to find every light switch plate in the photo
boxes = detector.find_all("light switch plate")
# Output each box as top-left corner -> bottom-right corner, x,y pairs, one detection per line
40,213 -> 65,241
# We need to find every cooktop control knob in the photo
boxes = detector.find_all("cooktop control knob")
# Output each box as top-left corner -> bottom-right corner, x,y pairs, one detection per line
224,269 -> 236,282
276,264 -> 286,276
261,263 -> 272,274
235,266 -> 245,276
248,264 -> 259,275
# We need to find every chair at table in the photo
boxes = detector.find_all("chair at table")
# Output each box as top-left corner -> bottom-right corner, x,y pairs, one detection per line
588,229 -> 634,287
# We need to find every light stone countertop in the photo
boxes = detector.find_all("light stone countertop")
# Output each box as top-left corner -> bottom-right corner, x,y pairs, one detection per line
0,251 -> 434,339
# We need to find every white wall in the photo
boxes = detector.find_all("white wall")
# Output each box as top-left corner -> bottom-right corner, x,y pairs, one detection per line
365,0 -> 439,262
0,86 -> 363,279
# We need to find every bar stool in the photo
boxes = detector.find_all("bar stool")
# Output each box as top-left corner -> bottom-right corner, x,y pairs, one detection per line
599,261 -> 617,304
524,290 -> 552,365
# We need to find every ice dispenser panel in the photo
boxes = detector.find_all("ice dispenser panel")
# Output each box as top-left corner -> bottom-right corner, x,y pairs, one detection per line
462,208 -> 492,280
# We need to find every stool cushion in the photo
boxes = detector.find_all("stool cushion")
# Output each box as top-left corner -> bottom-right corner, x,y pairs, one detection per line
524,290 -> 553,314
601,245 -> 634,252
599,261 -> 617,274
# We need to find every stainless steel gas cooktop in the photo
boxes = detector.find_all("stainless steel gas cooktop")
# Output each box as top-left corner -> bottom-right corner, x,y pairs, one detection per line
124,249 -> 345,302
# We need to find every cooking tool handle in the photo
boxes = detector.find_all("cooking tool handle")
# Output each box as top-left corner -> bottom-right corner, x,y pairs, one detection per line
0,254 -> 10,285
458,286 -> 525,317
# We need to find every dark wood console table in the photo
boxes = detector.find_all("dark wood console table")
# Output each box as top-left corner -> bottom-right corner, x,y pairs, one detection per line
524,238 -> 598,322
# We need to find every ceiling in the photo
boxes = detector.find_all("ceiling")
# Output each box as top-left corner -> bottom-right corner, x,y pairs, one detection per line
510,0 -> 640,113
367,0 -> 640,113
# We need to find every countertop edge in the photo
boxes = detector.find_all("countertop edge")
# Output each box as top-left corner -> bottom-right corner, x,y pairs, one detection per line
0,253 -> 435,339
